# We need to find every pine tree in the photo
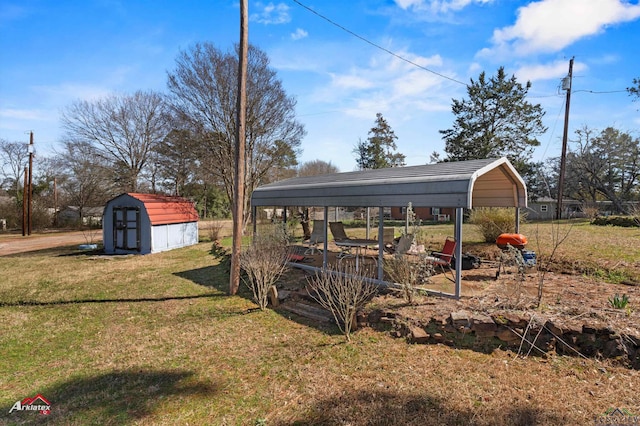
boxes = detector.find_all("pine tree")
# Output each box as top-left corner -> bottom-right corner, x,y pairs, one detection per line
354,113 -> 406,170
439,67 -> 546,173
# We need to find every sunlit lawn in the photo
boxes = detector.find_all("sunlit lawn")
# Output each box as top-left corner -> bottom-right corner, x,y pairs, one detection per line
1,223 -> 639,425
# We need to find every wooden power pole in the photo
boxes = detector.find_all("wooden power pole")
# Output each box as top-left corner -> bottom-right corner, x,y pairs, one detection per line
230,0 -> 249,295
556,57 -> 574,220
22,167 -> 28,236
27,131 -> 34,235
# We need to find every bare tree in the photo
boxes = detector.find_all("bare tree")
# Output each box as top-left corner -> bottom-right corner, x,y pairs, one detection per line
167,42 -> 305,229
0,138 -> 29,195
61,90 -> 171,192
153,129 -> 198,196
298,159 -> 339,177
53,140 -> 115,222
567,126 -> 640,214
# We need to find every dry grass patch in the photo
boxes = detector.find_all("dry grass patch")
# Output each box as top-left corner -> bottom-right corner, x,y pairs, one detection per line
1,230 -> 640,424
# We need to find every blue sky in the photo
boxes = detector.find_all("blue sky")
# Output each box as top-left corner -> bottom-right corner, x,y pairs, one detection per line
1,0 -> 639,172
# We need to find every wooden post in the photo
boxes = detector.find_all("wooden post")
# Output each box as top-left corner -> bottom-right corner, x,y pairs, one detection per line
27,132 -> 34,235
22,166 -> 28,236
229,0 -> 249,295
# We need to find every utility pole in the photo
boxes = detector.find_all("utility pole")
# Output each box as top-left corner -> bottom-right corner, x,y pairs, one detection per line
27,132 -> 34,235
53,177 -> 58,227
22,167 -> 28,236
556,57 -> 574,220
229,0 -> 248,295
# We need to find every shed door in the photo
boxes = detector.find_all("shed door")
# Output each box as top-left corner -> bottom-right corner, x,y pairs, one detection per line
113,207 -> 141,251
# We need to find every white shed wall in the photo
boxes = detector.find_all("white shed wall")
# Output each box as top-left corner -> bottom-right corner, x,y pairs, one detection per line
150,222 -> 199,253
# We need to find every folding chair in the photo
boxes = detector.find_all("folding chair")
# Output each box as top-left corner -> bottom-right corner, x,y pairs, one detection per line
303,220 -> 324,255
423,237 -> 456,281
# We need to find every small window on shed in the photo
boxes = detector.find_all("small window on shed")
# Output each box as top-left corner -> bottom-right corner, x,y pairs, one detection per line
540,205 -> 548,212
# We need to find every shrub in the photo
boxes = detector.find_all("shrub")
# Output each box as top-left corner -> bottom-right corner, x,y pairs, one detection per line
384,255 -> 433,304
592,216 -> 639,228
306,264 -> 378,342
240,228 -> 290,310
206,220 -> 225,242
469,207 -> 525,243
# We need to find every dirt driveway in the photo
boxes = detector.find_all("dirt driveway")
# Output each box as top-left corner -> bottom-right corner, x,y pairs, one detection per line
0,230 -> 102,256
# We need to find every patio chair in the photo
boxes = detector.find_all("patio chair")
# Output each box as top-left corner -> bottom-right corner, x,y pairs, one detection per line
303,220 -> 325,255
329,221 -> 355,259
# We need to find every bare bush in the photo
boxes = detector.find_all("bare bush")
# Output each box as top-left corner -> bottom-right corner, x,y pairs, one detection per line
206,220 -> 225,242
81,226 -> 101,245
629,203 -> 640,227
307,264 -> 378,342
498,244 -> 527,307
240,229 -> 290,310
534,221 -> 572,308
580,202 -> 599,220
384,255 -> 433,304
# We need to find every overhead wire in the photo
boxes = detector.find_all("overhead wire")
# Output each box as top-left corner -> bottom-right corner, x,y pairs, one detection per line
290,1 -> 631,102
290,0 -> 468,87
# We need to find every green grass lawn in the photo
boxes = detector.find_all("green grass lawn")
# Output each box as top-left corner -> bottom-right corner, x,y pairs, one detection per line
1,225 -> 640,425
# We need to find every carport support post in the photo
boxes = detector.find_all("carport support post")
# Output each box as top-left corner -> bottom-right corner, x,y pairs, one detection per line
252,206 -> 257,237
515,208 -> 520,234
377,206 -> 384,281
322,206 -> 329,269
366,207 -> 371,239
454,207 -> 463,299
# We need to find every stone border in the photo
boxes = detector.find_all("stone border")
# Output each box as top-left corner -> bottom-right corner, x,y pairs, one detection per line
361,308 -> 640,369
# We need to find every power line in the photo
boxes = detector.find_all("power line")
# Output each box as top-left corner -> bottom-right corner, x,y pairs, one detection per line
290,1 -> 632,101
573,89 -> 627,94
290,0 -> 468,87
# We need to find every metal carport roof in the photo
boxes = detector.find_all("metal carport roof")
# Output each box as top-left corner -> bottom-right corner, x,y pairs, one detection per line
250,157 -> 528,299
251,157 -> 527,209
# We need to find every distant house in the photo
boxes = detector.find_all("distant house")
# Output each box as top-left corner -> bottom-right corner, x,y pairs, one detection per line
527,197 -> 585,220
57,206 -> 104,226
390,206 -> 453,222
102,193 -> 199,254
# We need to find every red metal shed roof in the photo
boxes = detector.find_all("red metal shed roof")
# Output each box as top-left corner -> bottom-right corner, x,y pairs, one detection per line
128,193 -> 199,225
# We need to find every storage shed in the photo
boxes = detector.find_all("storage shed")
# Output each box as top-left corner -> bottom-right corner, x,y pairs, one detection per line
103,193 -> 199,254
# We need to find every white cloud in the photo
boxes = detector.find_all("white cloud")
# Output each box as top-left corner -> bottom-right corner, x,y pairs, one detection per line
395,0 -> 424,9
483,0 -> 640,57
315,49 -> 456,118
291,28 -> 308,40
515,59 -> 587,82
0,108 -> 49,121
250,2 -> 290,25
394,0 -> 494,13
330,73 -> 373,90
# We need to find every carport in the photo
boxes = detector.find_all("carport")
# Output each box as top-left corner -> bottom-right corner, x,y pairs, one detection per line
251,157 -> 528,298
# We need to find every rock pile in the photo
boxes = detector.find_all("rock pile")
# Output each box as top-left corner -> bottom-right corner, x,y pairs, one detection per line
362,308 -> 640,368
